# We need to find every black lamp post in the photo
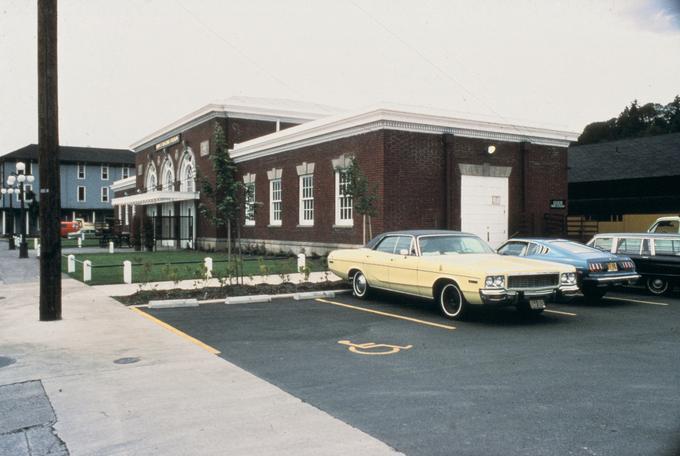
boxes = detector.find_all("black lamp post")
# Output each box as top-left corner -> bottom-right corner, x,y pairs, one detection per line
0,187 -> 16,249
7,162 -> 35,258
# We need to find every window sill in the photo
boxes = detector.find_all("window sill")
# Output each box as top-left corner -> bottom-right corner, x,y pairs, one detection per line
296,224 -> 314,228
333,224 -> 354,229
267,224 -> 282,228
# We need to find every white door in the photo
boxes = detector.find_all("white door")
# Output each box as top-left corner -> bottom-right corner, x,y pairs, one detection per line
460,175 -> 508,248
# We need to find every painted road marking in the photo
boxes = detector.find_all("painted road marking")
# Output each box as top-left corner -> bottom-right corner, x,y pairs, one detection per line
545,309 -> 578,317
604,296 -> 669,306
130,307 -> 221,355
338,340 -> 413,355
315,298 -> 456,330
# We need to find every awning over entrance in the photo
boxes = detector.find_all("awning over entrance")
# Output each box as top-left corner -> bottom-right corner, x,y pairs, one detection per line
111,191 -> 200,206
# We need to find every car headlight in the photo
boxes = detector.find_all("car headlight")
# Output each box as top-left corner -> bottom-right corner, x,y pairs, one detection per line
485,275 -> 505,288
560,272 -> 576,285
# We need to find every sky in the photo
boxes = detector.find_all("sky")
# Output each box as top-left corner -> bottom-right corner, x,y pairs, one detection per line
0,0 -> 679,154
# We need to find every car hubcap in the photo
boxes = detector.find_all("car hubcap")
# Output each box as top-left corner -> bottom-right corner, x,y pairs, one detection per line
441,284 -> 461,316
648,278 -> 668,294
354,274 -> 367,296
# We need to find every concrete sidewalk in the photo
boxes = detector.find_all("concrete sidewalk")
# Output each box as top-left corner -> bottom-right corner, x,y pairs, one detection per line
0,277 -> 400,455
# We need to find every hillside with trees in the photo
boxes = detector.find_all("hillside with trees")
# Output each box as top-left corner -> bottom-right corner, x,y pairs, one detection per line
578,95 -> 680,145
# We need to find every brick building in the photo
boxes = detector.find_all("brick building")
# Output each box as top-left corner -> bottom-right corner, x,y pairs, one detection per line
113,97 -> 577,252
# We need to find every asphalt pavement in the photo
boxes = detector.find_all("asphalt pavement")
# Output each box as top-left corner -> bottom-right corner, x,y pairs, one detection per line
144,289 -> 680,456
0,249 -> 399,455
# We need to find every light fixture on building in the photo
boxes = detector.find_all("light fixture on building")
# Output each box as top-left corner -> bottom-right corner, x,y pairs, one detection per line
487,145 -> 496,154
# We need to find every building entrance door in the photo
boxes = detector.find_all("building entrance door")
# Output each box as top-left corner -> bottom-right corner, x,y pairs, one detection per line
460,175 -> 508,248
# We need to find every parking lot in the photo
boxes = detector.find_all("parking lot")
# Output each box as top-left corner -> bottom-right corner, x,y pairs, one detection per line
140,289 -> 680,456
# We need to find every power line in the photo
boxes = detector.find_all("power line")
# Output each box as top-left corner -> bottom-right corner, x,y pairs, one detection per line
175,1 -> 304,100
347,0 -> 531,136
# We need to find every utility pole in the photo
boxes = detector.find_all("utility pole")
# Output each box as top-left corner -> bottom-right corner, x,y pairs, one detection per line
38,0 -> 61,320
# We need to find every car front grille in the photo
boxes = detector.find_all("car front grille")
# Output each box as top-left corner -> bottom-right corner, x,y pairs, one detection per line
507,274 -> 559,289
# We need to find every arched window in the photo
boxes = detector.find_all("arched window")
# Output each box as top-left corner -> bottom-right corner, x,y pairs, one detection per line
145,163 -> 157,192
184,164 -> 195,192
164,169 -> 174,191
179,148 -> 196,192
160,157 -> 175,192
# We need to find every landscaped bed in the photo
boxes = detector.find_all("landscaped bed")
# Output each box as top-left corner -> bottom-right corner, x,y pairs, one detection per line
114,280 -> 349,306
62,250 -> 328,285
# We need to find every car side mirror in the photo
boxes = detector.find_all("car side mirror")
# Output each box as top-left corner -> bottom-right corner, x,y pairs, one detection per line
399,249 -> 409,256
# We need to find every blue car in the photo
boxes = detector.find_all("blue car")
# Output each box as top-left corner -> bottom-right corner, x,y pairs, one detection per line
497,238 -> 641,302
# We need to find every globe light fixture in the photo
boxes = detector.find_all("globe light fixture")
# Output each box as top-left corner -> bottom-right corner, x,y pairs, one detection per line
487,145 -> 496,154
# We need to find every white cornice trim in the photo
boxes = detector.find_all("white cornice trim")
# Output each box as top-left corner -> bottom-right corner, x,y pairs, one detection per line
111,190 -> 200,206
130,100 -> 340,152
110,176 -> 137,192
230,107 -> 578,163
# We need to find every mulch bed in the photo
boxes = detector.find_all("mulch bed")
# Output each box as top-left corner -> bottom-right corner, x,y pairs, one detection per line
114,280 -> 350,306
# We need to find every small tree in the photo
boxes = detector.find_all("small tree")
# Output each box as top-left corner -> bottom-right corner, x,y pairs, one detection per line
343,155 -> 378,244
200,122 -> 242,261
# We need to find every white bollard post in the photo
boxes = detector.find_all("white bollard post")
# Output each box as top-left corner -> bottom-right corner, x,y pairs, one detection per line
36,244 -> 40,258
109,241 -> 114,254
33,238 -> 38,250
297,253 -> 306,272
67,254 -> 75,273
204,257 -> 213,279
83,260 -> 92,282
77,237 -> 82,248
123,260 -> 132,284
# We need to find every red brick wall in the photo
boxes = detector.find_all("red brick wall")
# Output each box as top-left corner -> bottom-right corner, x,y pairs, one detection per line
383,130 -> 447,231
238,130 -> 385,245
132,119 -> 568,248
133,116 -> 282,241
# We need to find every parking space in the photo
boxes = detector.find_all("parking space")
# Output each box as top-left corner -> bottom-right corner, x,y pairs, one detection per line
140,289 -> 680,456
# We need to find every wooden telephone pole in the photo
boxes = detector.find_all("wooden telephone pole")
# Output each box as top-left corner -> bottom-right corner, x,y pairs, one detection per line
38,0 -> 61,320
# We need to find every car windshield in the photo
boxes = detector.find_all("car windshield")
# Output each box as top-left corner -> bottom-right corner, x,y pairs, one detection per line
418,235 -> 494,255
550,240 -> 597,254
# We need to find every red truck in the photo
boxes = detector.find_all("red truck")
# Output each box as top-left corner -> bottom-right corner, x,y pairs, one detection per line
60,220 -> 81,238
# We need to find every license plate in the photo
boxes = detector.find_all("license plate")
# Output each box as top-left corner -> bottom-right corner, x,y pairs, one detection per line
607,262 -> 618,272
529,299 -> 546,310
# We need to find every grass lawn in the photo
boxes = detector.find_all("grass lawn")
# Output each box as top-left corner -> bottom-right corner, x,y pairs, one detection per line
61,238 -> 101,248
61,250 -> 327,285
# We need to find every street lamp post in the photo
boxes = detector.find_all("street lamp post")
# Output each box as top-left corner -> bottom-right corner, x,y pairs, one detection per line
15,162 -> 34,259
0,187 -> 16,249
3,180 -> 17,250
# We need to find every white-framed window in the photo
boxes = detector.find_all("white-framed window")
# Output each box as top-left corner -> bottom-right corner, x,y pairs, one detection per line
244,182 -> 256,226
77,163 -> 86,179
299,174 -> 314,226
77,186 -> 86,202
101,186 -> 109,203
121,165 -> 129,179
101,164 -> 109,180
335,170 -> 353,226
270,178 -> 282,226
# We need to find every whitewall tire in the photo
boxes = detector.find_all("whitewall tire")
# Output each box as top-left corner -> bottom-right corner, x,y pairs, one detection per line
438,282 -> 467,320
352,271 -> 370,299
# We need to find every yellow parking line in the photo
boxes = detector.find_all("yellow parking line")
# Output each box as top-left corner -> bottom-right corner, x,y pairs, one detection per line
130,307 -> 221,355
605,296 -> 669,306
544,309 -> 577,317
315,298 -> 455,330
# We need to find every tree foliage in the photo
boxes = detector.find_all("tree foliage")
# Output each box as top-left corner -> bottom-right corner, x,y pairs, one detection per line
345,155 -> 377,219
342,155 -> 379,243
578,95 -> 680,144
199,122 -> 242,229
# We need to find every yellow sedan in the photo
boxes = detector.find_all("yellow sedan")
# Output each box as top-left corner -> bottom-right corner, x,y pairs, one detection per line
327,230 -> 579,319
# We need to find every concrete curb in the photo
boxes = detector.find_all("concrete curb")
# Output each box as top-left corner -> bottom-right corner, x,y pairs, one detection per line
134,289 -> 352,308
